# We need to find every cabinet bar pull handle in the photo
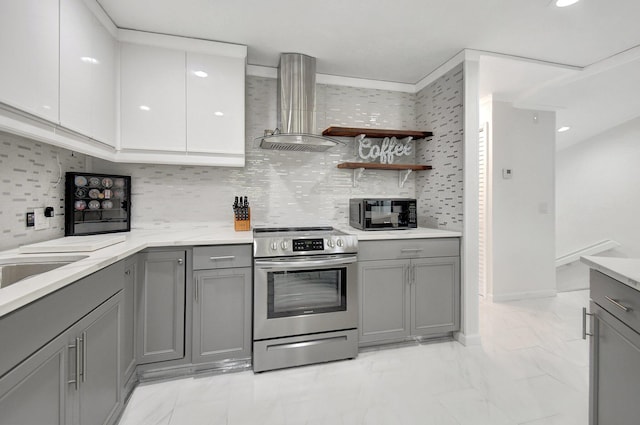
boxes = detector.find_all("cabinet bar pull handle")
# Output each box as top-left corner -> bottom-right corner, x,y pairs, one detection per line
411,264 -> 415,284
209,256 -> 235,261
400,248 -> 423,253
67,340 -> 80,390
605,296 -> 631,312
405,265 -> 409,285
81,333 -> 87,383
582,307 -> 593,339
195,278 -> 199,302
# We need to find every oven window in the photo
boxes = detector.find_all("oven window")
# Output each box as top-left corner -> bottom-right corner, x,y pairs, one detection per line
267,268 -> 347,318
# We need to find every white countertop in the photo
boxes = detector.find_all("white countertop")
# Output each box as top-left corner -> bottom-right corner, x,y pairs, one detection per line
0,224 -> 460,318
336,227 -> 462,240
581,255 -> 640,292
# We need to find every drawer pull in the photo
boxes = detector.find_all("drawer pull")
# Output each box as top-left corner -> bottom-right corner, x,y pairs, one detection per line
209,256 -> 235,261
400,248 -> 423,253
605,296 -> 631,312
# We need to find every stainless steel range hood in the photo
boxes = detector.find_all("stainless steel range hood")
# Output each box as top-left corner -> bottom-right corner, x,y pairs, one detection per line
258,53 -> 343,152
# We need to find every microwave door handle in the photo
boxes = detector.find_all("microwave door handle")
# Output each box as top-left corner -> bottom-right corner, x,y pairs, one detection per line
255,255 -> 357,270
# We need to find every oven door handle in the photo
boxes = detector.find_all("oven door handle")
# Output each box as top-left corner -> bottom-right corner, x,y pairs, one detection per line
255,255 -> 357,269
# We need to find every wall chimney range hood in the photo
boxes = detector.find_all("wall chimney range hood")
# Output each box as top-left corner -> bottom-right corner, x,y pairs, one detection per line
258,53 -> 343,152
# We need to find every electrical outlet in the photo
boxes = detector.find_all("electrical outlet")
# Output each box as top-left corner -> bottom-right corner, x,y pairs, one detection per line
33,207 -> 49,230
26,212 -> 35,227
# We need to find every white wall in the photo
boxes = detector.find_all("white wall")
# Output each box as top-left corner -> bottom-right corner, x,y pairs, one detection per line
556,117 -> 640,291
488,101 -> 556,301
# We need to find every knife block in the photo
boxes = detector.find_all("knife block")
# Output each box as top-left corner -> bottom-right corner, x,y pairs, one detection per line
234,208 -> 250,231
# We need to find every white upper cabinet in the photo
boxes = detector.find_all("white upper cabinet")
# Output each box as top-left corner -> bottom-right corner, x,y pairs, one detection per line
0,0 -> 59,122
118,31 -> 246,166
60,0 -> 117,147
186,53 -> 245,155
120,42 -> 187,152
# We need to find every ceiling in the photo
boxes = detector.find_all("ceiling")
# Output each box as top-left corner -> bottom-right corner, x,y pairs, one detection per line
97,0 -> 640,149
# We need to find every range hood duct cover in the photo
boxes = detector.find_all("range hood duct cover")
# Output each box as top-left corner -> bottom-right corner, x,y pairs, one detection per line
258,53 -> 343,152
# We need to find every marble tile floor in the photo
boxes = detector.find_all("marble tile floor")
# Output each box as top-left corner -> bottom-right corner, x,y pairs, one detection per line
117,290 -> 590,425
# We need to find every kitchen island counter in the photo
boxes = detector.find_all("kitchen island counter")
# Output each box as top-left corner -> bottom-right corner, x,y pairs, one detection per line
0,223 -> 252,318
581,255 -> 640,293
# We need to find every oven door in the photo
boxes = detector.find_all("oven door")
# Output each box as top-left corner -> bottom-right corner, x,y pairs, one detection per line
254,254 -> 358,340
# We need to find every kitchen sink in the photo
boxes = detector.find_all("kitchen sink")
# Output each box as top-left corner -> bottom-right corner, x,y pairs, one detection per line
0,255 -> 89,289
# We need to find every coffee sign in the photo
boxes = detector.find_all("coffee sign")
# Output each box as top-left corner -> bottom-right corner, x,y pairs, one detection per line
356,134 -> 413,164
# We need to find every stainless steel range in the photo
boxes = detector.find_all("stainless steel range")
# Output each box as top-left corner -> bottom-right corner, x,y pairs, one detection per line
252,226 -> 359,372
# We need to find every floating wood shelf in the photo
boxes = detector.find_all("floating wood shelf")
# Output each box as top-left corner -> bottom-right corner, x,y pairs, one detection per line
323,127 -> 433,139
337,162 -> 432,171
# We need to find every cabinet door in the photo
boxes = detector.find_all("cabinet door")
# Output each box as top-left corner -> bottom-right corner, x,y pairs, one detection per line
192,267 -> 251,364
121,258 -> 137,383
358,259 -> 410,344
137,250 -> 186,364
0,332 -> 68,425
411,256 -> 460,336
590,303 -> 640,425
186,52 -> 245,155
120,43 -> 186,152
76,296 -> 121,425
0,0 -> 59,121
60,0 -> 117,146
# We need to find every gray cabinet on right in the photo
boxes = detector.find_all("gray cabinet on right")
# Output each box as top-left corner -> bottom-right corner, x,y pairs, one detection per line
587,270 -> 640,425
358,238 -> 460,346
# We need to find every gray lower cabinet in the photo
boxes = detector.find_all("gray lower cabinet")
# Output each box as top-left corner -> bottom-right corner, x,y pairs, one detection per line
192,245 -> 252,365
0,331 -> 69,425
411,256 -> 460,336
0,292 -> 122,425
359,259 -> 410,342
192,267 -> 252,363
137,250 -> 186,364
588,270 -> 640,425
589,303 -> 640,425
121,256 -> 137,388
358,238 -> 460,346
71,294 -> 122,425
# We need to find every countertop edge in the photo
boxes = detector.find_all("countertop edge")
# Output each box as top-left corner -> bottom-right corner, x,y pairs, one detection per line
581,255 -> 640,292
0,226 -> 460,317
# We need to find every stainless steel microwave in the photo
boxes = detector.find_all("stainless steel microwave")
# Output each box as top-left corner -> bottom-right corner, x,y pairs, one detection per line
349,198 -> 417,230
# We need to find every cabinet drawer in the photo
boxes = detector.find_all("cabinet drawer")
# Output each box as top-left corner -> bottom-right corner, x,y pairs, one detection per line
193,244 -> 252,270
591,270 -> 640,332
358,238 -> 459,261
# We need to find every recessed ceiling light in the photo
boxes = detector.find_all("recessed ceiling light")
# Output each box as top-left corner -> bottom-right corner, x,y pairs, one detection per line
139,105 -> 151,111
193,70 -> 208,78
555,0 -> 580,7
214,111 -> 224,116
81,56 -> 99,65
558,126 -> 571,132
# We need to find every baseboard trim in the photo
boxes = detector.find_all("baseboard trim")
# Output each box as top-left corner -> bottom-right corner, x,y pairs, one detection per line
489,289 -> 558,303
454,332 -> 481,346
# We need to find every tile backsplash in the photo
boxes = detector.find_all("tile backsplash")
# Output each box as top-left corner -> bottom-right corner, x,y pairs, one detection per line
0,131 -> 87,250
0,71 -> 464,249
415,64 -> 464,230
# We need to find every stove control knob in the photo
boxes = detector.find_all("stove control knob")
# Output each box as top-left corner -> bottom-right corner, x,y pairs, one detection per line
336,239 -> 344,247
327,239 -> 335,248
270,241 -> 278,251
280,241 -> 289,250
